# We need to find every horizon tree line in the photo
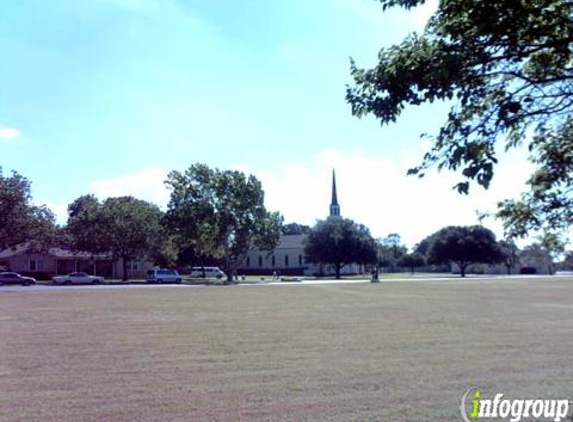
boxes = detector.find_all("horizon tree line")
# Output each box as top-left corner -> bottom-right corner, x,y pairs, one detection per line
0,165 -> 568,280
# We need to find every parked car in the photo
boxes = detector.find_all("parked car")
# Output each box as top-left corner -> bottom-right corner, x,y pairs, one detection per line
0,272 -> 36,286
189,266 -> 226,279
52,272 -> 104,285
146,269 -> 182,284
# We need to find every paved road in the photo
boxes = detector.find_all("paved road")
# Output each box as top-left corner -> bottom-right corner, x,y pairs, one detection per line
1,274 -> 571,293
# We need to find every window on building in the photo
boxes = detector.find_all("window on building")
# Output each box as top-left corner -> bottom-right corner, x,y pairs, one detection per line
259,256 -> 263,267
28,259 -> 44,272
246,256 -> 250,267
127,262 -> 139,271
299,254 -> 303,266
272,255 -> 275,267
284,255 -> 289,267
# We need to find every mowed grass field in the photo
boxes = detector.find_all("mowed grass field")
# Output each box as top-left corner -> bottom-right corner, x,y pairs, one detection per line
1,277 -> 573,422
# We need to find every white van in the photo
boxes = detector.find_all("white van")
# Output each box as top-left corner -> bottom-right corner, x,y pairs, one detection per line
146,269 -> 182,284
189,267 -> 226,279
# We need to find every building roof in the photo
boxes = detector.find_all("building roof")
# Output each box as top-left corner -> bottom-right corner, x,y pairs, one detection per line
249,234 -> 306,252
0,243 -> 29,258
0,243 -> 111,259
276,234 -> 306,249
48,248 -> 112,259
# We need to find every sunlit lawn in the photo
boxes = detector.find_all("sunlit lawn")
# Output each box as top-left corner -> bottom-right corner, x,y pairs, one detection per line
1,276 -> 572,422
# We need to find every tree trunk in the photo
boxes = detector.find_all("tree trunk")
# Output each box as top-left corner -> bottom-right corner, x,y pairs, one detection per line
223,241 -> 233,284
460,264 -> 467,278
122,257 -> 129,282
200,258 -> 206,279
506,264 -> 511,275
335,263 -> 341,279
410,267 -> 414,275
224,260 -> 235,284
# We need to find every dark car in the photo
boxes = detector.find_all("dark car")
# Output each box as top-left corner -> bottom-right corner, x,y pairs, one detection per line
0,272 -> 37,286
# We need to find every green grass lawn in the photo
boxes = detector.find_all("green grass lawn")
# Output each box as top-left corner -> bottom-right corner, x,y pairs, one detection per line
1,277 -> 572,421
370,272 -> 456,279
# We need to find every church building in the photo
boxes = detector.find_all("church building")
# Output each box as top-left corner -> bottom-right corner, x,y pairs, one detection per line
237,170 -> 365,277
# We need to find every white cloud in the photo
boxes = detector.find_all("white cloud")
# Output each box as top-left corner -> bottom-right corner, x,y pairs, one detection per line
412,0 -> 439,30
420,139 -> 433,151
89,168 -> 169,208
0,127 -> 21,140
83,149 -> 534,249
335,0 -> 438,36
38,201 -> 69,226
253,148 -> 534,248
36,168 -> 170,225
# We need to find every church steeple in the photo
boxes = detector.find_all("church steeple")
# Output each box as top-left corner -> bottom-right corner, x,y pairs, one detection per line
329,169 -> 340,217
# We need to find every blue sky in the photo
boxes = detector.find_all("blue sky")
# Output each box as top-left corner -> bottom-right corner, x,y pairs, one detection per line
0,0 -> 534,247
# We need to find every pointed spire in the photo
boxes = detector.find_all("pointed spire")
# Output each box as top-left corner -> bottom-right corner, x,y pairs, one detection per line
330,169 -> 340,217
331,169 -> 338,206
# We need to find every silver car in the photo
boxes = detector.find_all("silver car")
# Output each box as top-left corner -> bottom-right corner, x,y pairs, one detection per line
0,272 -> 36,286
189,266 -> 226,279
52,272 -> 104,285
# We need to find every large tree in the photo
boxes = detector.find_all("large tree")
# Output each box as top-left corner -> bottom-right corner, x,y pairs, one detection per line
66,195 -> 163,281
560,251 -> 573,270
304,217 -> 377,279
520,242 -> 555,275
100,197 -> 164,280
498,119 -> 573,236
281,222 -> 311,236
498,239 -> 520,275
377,233 -> 408,271
347,0 -> 573,236
414,232 -> 438,257
397,252 -> 426,274
538,231 -> 567,274
165,164 -> 283,283
426,225 -> 502,277
0,167 -> 57,251
66,194 -> 105,253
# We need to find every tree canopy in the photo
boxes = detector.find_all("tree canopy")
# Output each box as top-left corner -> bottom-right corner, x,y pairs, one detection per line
498,239 -> 520,275
304,217 -> 377,279
165,164 -> 282,282
426,225 -> 502,277
66,194 -> 105,254
0,167 -> 57,251
520,242 -> 555,274
377,233 -> 408,271
281,222 -> 311,236
497,118 -> 573,236
347,0 -> 573,236
397,252 -> 426,274
560,250 -> 573,270
67,195 -> 163,280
